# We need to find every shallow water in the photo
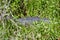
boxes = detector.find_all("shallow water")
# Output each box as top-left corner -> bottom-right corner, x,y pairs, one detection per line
17,17 -> 50,25
0,15 -> 50,25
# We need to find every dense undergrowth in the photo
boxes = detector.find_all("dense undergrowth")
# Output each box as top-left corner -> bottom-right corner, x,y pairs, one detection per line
0,0 -> 60,40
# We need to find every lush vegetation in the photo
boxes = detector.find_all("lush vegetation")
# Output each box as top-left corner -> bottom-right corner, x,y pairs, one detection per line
0,0 -> 60,40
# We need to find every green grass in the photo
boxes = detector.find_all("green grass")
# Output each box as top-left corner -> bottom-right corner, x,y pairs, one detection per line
0,18 -> 60,40
0,0 -> 60,40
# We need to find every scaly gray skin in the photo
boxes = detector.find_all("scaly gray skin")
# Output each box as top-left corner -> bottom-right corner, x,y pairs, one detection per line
17,17 -> 50,25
